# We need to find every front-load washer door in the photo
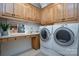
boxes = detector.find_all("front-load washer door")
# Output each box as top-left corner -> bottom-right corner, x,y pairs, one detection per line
54,27 -> 74,46
40,28 -> 50,42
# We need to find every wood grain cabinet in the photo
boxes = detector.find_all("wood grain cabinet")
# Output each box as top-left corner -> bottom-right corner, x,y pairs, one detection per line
0,3 -> 3,16
49,5 -> 54,24
56,4 -> 64,22
33,7 -> 41,22
25,4 -> 32,20
31,35 -> 40,50
0,3 -> 40,24
7,38 -> 15,42
0,38 -> 15,43
53,4 -> 59,23
45,8 -> 52,24
25,4 -> 41,23
63,3 -> 77,21
41,8 -> 49,25
41,3 -> 78,25
1,38 -> 8,43
41,8 -> 46,25
24,4 -> 41,23
14,3 -> 25,19
24,4 -> 31,20
2,3 -> 14,16
0,39 -> 1,41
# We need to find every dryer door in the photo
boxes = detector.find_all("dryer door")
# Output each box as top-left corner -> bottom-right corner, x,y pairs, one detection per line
40,28 -> 50,42
54,27 -> 74,46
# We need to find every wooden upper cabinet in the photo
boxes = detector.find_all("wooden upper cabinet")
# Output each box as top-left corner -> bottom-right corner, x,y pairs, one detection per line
26,4 -> 41,23
24,4 -> 30,19
43,9 -> 48,23
41,7 -> 52,25
53,4 -> 58,23
0,3 -> 40,24
77,4 -> 79,20
14,3 -> 25,19
49,6 -> 54,24
41,9 -> 44,24
57,4 -> 64,21
2,3 -> 14,16
41,8 -> 47,25
46,7 -> 53,24
0,3 -> 3,16
53,4 -> 64,23
26,4 -> 32,20
34,7 -> 41,22
64,3 -> 77,21
25,4 -> 35,21
24,4 -> 40,23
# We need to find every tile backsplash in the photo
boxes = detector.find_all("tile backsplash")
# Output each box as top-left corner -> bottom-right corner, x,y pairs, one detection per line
25,22 -> 40,34
0,19 -> 40,34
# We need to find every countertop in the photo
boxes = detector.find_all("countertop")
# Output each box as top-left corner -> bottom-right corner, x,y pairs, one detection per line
0,33 -> 40,39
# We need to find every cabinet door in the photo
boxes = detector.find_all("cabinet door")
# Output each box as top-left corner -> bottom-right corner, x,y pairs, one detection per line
24,4 -> 32,20
3,3 -> 14,16
8,38 -> 15,42
45,8 -> 51,24
31,36 -> 40,50
36,8 -> 41,22
49,6 -> 54,24
41,9 -> 46,25
44,9 -> 50,25
77,3 -> 79,20
29,5 -> 36,21
64,3 -> 77,21
57,4 -> 64,21
14,3 -> 25,19
34,8 -> 40,22
0,3 -> 3,16
53,5 -> 58,23
0,39 -> 2,43
27,5 -> 32,20
2,39 -> 8,43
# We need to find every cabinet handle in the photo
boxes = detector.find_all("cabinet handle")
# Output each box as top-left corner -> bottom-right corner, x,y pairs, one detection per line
12,14 -> 15,16
15,38 -> 16,40
62,18 -> 65,22
62,18 -> 65,20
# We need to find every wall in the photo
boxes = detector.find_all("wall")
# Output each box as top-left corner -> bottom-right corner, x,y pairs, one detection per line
0,19 -> 40,56
25,22 -> 40,34
6,19 -> 40,34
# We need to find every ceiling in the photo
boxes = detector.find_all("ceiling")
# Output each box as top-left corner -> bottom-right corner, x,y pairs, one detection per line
31,3 -> 50,8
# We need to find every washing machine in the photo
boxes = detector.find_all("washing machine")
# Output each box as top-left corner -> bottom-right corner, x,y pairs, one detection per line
40,25 -> 53,49
52,23 -> 79,56
40,25 -> 62,56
